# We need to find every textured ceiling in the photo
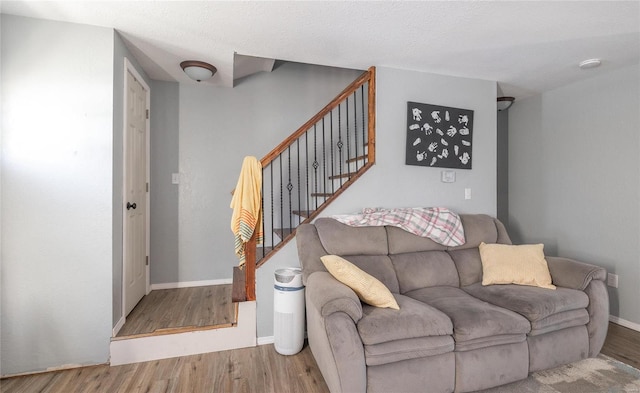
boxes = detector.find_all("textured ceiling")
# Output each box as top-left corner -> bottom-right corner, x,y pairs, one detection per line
2,1 -> 639,98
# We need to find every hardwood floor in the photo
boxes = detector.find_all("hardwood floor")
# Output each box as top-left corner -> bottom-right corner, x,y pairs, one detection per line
2,322 -> 638,393
601,322 -> 640,369
117,285 -> 235,337
0,344 -> 328,393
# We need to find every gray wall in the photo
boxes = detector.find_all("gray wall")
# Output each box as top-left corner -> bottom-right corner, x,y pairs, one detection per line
508,64 -> 640,325
1,15 -> 114,375
112,32 -> 151,328
257,66 -> 498,337
150,81 -> 180,284
175,62 -> 362,284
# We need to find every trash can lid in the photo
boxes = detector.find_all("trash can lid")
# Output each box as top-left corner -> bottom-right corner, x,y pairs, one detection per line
275,267 -> 303,286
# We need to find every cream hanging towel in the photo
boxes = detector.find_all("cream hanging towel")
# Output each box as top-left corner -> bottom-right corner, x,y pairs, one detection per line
230,156 -> 263,267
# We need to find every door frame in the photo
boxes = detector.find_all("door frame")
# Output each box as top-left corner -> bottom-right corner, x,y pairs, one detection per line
121,57 -> 151,331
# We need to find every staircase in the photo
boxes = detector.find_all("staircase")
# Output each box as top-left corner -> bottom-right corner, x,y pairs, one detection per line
233,66 -> 376,301
110,67 -> 376,366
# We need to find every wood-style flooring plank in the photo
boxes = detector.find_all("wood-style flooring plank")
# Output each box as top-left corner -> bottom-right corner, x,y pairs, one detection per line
117,285 -> 235,337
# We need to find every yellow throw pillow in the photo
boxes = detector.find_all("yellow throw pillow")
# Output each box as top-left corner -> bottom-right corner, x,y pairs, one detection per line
321,255 -> 400,310
479,242 -> 556,290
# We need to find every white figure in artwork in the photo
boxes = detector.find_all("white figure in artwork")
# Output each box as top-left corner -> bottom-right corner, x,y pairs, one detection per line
454,145 -> 459,156
440,138 -> 449,146
409,123 -> 420,131
459,126 -> 469,136
461,140 -> 471,146
412,108 -> 423,121
447,126 -> 457,137
430,157 -> 437,166
458,114 -> 469,126
431,111 -> 442,123
459,152 -> 470,165
422,122 -> 433,134
436,128 -> 444,136
413,137 -> 421,146
427,142 -> 438,152
416,151 -> 427,162
438,148 -> 449,159
445,111 -> 450,121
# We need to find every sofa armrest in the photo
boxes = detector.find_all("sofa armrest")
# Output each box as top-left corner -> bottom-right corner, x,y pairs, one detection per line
306,271 -> 363,323
546,256 -> 607,290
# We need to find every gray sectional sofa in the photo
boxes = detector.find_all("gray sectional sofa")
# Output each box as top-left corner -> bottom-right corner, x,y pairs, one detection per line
296,214 -> 609,393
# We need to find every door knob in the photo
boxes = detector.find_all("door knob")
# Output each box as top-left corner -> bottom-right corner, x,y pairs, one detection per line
127,202 -> 137,210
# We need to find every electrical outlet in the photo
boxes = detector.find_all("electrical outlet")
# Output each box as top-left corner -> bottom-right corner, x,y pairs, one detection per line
607,273 -> 619,288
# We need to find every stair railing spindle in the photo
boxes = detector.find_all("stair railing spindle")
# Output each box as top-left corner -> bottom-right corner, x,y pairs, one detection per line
330,111 -> 335,194
297,139 -> 301,226
353,91 -> 359,172
279,155 -> 283,246
287,146 -> 293,235
361,84 -> 366,164
346,96 -> 351,177
338,103 -> 343,187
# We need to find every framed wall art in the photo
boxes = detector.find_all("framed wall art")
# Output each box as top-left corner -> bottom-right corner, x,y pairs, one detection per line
405,101 -> 474,169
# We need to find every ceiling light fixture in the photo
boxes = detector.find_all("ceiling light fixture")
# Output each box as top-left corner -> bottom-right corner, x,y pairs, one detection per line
497,96 -> 515,111
579,58 -> 602,69
180,60 -> 217,82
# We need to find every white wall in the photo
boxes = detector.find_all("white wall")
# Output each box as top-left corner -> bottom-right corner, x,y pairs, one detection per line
175,62 -> 362,284
508,64 -> 640,325
257,67 -> 498,337
1,15 -> 114,375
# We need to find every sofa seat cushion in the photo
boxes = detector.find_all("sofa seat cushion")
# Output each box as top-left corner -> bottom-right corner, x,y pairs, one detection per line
463,282 -> 589,322
405,286 -> 530,346
364,336 -> 454,366
357,294 -> 452,345
529,309 -> 590,336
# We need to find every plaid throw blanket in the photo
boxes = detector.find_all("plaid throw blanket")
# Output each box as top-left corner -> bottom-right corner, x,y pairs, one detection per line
332,207 -> 465,246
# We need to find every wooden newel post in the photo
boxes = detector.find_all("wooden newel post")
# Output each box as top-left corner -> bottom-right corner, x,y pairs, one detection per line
244,231 -> 257,301
367,66 -> 376,165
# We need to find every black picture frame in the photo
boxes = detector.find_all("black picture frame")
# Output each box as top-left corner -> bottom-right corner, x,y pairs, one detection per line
405,101 -> 474,169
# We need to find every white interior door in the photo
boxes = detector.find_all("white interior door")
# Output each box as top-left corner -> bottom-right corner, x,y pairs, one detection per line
124,70 -> 148,316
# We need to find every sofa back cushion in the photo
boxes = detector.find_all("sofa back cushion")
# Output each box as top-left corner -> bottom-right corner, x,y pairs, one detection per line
448,248 -> 484,287
448,214 -> 500,250
335,255 -> 400,293
391,251 -> 460,293
386,226 -> 448,254
315,218 -> 388,255
447,215 -> 513,286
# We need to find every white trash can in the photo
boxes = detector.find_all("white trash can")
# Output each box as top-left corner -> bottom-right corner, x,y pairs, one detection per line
274,267 -> 305,355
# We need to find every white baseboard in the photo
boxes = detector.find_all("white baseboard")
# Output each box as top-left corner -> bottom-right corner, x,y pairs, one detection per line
112,316 -> 125,337
150,278 -> 232,290
609,315 -> 640,332
257,336 -> 275,345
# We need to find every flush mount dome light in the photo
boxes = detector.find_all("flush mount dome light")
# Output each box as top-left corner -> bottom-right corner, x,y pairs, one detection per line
497,96 -> 515,111
579,58 -> 602,69
180,60 -> 217,82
